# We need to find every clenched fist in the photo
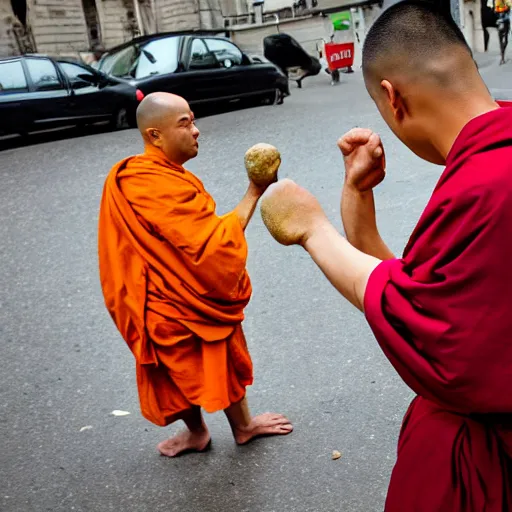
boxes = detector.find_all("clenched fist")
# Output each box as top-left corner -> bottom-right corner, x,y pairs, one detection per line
260,179 -> 327,246
338,128 -> 386,192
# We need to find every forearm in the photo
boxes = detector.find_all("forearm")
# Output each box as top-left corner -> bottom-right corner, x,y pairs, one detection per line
304,221 -> 381,311
234,183 -> 262,231
341,184 -> 394,260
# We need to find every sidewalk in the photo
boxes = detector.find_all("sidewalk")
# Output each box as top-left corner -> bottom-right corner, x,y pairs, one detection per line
474,51 -> 512,94
474,51 -> 502,70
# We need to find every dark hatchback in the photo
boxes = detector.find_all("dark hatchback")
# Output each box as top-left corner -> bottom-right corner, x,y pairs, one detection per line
98,33 -> 290,107
0,55 -> 143,137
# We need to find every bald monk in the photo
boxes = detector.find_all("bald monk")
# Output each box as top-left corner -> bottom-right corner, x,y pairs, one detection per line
98,92 -> 292,457
260,2 -> 512,510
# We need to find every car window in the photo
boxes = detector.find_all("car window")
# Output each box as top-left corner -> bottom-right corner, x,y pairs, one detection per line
25,58 -> 63,91
60,62 -> 96,88
100,45 -> 139,78
189,39 -> 218,70
135,37 -> 179,79
204,39 -> 243,68
0,61 -> 28,93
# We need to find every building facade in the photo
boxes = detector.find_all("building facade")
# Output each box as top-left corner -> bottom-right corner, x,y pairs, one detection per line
0,0 -> 502,59
0,0 -> 224,57
226,0 -> 499,62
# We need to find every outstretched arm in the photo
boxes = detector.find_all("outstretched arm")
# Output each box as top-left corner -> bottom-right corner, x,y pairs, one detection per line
305,219 -> 381,311
260,179 -> 382,312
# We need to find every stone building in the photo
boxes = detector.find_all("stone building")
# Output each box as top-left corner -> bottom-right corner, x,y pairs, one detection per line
225,0 -> 500,63
0,0 -> 503,59
0,0 -> 224,57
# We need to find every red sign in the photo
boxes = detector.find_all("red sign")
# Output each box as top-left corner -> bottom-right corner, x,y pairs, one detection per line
324,42 -> 355,71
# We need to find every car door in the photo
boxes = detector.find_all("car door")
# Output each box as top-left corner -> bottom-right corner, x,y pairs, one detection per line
0,59 -> 32,136
181,37 -> 238,105
58,61 -> 110,121
202,38 -> 254,98
23,57 -> 72,129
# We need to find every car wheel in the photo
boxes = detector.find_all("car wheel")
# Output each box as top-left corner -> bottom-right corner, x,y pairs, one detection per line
262,88 -> 283,106
127,109 -> 137,128
110,107 -> 129,130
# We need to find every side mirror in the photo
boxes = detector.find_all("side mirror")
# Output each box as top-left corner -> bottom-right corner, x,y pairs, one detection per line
95,72 -> 110,87
76,73 -> 98,84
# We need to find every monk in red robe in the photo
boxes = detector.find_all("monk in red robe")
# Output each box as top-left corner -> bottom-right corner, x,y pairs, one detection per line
260,1 -> 512,509
98,92 -> 292,457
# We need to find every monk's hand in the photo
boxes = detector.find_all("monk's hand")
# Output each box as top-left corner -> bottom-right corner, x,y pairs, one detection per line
249,173 -> 278,198
338,128 -> 386,192
260,179 -> 327,246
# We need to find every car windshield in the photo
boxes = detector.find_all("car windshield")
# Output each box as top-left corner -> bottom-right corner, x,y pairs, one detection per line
99,45 -> 138,77
99,37 -> 179,79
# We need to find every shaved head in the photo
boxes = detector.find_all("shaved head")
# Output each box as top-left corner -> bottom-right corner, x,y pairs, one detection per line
136,92 -> 200,165
363,0 -> 473,92
359,0 -> 497,166
136,92 -> 190,136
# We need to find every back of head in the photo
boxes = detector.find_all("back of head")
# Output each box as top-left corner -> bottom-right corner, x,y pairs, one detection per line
360,0 -> 497,165
362,0 -> 473,91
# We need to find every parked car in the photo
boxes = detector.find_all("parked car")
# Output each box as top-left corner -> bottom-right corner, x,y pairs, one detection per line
97,32 -> 290,107
263,33 -> 322,89
0,55 -> 144,137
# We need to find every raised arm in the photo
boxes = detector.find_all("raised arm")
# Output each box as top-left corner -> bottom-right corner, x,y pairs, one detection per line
338,129 -> 395,260
234,182 -> 268,231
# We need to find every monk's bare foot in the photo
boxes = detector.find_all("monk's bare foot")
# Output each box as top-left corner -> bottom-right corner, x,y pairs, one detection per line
157,430 -> 211,457
234,413 -> 293,445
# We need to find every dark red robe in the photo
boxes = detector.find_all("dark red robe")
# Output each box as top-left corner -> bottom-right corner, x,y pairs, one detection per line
364,106 -> 512,511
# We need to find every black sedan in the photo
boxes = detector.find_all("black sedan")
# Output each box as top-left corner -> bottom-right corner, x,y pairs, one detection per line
0,55 -> 144,137
97,33 -> 290,107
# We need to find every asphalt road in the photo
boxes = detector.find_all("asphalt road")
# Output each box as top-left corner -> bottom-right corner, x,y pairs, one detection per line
0,62 -> 505,512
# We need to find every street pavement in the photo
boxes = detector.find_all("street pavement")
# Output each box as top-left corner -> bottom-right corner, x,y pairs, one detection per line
0,58 -> 509,512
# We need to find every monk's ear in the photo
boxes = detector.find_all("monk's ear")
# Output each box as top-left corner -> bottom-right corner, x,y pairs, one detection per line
146,128 -> 163,147
380,80 -> 406,122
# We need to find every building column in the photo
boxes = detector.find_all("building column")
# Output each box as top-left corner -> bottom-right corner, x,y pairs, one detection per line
133,0 -> 144,35
473,1 -> 491,52
92,0 -> 108,47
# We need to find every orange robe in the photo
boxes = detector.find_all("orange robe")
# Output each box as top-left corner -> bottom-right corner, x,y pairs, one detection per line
98,148 -> 253,426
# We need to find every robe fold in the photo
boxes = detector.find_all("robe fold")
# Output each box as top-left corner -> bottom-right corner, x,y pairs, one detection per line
98,149 -> 253,426
365,107 -> 512,511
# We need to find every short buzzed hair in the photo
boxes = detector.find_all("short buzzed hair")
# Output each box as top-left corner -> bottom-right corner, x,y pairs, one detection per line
362,0 -> 472,85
